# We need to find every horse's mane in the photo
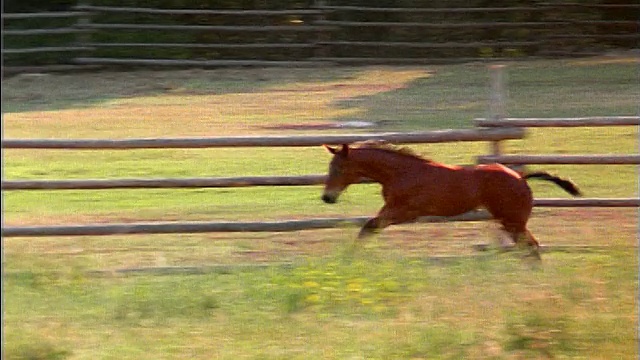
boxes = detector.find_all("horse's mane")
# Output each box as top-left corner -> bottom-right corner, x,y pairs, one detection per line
352,140 -> 431,163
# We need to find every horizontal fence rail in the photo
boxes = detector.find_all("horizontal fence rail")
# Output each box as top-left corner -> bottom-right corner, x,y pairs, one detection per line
3,176 -> 636,209
2,175 -> 337,190
478,154 -> 640,165
544,2 -> 640,8
320,40 -> 541,49
1,211 -> 491,237
4,46 -> 94,55
74,5 -> 325,16
2,175 -> 638,208
5,197 -> 638,237
4,28 -> 91,36
315,5 -> 547,13
75,23 -> 329,32
475,116 -> 640,127
73,58 -> 329,67
3,177 -> 637,207
2,11 -> 90,19
533,198 -> 640,207
85,42 -> 316,49
2,128 -> 525,149
312,57 -> 543,65
315,20 -> 567,29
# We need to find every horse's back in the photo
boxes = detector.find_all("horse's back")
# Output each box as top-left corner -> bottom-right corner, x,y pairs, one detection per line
475,163 -> 521,178
473,163 -> 531,200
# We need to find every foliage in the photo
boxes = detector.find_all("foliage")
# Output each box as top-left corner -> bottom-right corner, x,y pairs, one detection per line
4,0 -> 638,67
4,0 -> 75,12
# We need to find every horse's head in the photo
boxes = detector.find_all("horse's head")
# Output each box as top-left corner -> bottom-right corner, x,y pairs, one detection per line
321,144 -> 360,204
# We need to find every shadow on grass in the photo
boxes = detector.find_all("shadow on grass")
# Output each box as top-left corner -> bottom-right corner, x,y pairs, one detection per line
2,68 -> 361,113
4,334 -> 72,360
332,60 -> 639,131
332,64 -> 491,131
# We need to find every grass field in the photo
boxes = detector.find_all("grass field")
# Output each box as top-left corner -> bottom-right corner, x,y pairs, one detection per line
2,57 -> 638,359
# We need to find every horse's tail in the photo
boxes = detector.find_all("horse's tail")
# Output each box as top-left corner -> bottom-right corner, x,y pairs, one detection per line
523,171 -> 582,197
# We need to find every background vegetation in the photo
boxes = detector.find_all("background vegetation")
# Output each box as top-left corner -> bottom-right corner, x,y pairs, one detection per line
4,0 -> 639,67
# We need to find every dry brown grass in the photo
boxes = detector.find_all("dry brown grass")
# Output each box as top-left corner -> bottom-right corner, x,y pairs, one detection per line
4,68 -> 430,138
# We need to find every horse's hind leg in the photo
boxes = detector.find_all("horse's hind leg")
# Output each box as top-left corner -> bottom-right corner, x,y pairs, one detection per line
509,229 -> 541,260
525,230 -> 541,259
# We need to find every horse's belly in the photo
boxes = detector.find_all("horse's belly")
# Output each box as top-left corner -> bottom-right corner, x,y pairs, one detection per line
419,203 -> 478,217
396,169 -> 481,217
415,192 -> 480,217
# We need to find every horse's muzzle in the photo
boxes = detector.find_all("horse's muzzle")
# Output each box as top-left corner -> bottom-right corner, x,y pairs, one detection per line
321,194 -> 337,204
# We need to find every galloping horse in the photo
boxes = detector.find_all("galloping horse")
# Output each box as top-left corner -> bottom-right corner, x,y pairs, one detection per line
321,142 -> 582,258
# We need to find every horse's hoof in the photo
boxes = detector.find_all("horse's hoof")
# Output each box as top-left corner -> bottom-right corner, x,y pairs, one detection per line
472,243 -> 490,252
525,250 -> 542,260
499,243 -> 516,252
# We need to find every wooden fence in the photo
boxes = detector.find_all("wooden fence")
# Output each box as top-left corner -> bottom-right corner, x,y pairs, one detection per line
2,116 -> 639,237
0,128 -> 524,149
475,116 -> 640,165
4,2 -> 639,70
2,11 -> 98,73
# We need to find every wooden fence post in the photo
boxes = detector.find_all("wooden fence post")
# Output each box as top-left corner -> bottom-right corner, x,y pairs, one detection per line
313,0 -> 329,59
488,64 -> 507,157
486,64 -> 509,250
74,0 -> 93,60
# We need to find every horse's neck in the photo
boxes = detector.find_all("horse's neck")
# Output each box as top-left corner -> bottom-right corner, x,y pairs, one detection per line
352,149 -> 419,185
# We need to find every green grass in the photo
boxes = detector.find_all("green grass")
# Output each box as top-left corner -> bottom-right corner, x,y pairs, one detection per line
3,248 -> 637,359
333,60 -> 638,130
2,58 -> 638,359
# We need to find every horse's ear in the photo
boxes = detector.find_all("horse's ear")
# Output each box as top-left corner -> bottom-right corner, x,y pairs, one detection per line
323,144 -> 338,155
323,144 -> 350,156
339,144 -> 349,156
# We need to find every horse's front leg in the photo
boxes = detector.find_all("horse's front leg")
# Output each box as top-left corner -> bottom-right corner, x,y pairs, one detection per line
357,204 -> 416,239
357,217 -> 388,239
